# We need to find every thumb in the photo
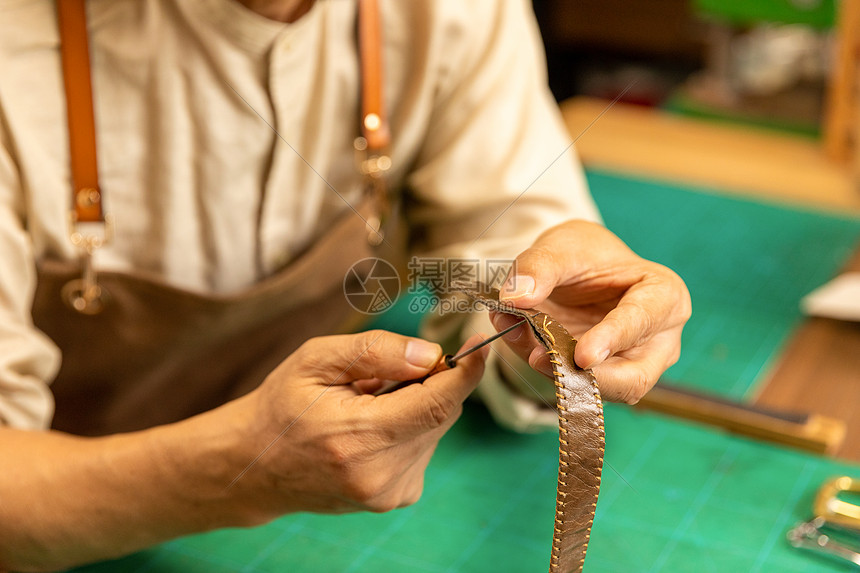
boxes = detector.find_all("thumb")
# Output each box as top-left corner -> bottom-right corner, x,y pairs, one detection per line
373,334 -> 489,438
499,222 -> 635,308
295,330 -> 443,385
498,242 -> 562,308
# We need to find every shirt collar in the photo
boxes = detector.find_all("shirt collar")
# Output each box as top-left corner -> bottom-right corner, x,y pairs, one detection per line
185,0 -> 321,54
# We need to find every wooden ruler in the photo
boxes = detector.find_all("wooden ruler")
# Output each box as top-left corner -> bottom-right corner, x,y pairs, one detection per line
635,381 -> 846,455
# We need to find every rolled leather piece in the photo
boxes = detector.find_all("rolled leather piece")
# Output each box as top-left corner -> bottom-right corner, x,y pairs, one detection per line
454,283 -> 605,573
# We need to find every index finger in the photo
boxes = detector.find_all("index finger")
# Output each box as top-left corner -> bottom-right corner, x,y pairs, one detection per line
575,271 -> 690,369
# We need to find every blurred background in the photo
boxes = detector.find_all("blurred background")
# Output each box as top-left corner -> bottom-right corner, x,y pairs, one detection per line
527,0 -> 860,465
534,0 -> 860,210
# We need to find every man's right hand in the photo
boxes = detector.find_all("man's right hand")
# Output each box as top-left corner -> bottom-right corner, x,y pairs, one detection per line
0,330 -> 486,572
229,329 -> 488,520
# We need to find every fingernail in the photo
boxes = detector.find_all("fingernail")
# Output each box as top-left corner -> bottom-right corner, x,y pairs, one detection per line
500,275 -> 535,300
406,340 -> 441,368
491,312 -> 522,341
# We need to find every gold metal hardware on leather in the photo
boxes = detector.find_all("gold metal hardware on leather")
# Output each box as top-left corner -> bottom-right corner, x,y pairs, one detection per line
62,214 -> 113,315
356,0 -> 390,247
354,136 -> 391,246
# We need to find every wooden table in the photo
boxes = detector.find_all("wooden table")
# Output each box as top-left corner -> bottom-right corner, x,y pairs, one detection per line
560,97 -> 860,215
754,246 -> 860,462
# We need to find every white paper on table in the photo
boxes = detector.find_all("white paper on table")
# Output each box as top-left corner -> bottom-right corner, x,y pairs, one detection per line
800,272 -> 860,322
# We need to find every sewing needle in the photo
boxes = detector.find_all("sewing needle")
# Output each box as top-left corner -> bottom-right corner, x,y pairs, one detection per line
374,318 -> 527,395
443,317 -> 527,368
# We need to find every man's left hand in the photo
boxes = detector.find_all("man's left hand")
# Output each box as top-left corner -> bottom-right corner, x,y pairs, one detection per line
491,220 -> 691,404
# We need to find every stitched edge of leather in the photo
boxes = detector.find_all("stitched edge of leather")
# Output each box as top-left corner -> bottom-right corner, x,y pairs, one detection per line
540,314 -> 605,573
453,283 -> 604,573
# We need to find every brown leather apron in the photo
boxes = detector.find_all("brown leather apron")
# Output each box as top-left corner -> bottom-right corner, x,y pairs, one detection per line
39,0 -> 395,436
35,216 -> 387,435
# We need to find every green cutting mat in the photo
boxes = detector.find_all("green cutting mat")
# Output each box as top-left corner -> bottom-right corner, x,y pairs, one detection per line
68,173 -> 860,572
70,403 -> 858,572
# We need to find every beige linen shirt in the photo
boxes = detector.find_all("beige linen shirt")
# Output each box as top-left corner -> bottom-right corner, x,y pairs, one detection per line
0,0 -> 599,430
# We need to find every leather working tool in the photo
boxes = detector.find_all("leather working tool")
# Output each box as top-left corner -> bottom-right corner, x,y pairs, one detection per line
635,381 -> 846,455
455,282 -> 605,573
373,318 -> 527,395
788,476 -> 860,567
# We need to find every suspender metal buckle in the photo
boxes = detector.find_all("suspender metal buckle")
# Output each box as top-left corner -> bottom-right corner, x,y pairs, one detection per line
356,0 -> 390,247
354,136 -> 391,246
62,212 -> 113,315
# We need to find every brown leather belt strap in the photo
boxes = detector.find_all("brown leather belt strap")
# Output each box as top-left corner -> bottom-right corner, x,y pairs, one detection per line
57,0 -> 103,224
457,284 -> 605,573
357,0 -> 389,152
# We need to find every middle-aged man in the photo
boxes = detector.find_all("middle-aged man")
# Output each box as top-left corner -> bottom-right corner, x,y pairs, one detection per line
0,0 -> 690,570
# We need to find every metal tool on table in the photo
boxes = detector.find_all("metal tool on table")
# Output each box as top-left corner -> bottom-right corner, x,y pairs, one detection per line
635,381 -> 847,455
373,318 -> 527,395
788,476 -> 860,568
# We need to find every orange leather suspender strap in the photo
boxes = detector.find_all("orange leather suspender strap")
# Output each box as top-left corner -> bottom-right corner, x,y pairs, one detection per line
56,0 -> 104,224
58,0 -> 381,223
57,0 -> 110,315
356,0 -> 391,245
357,0 -> 389,152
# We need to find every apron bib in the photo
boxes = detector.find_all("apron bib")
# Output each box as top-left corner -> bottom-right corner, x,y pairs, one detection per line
39,0 -> 397,436
34,210 -> 399,435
